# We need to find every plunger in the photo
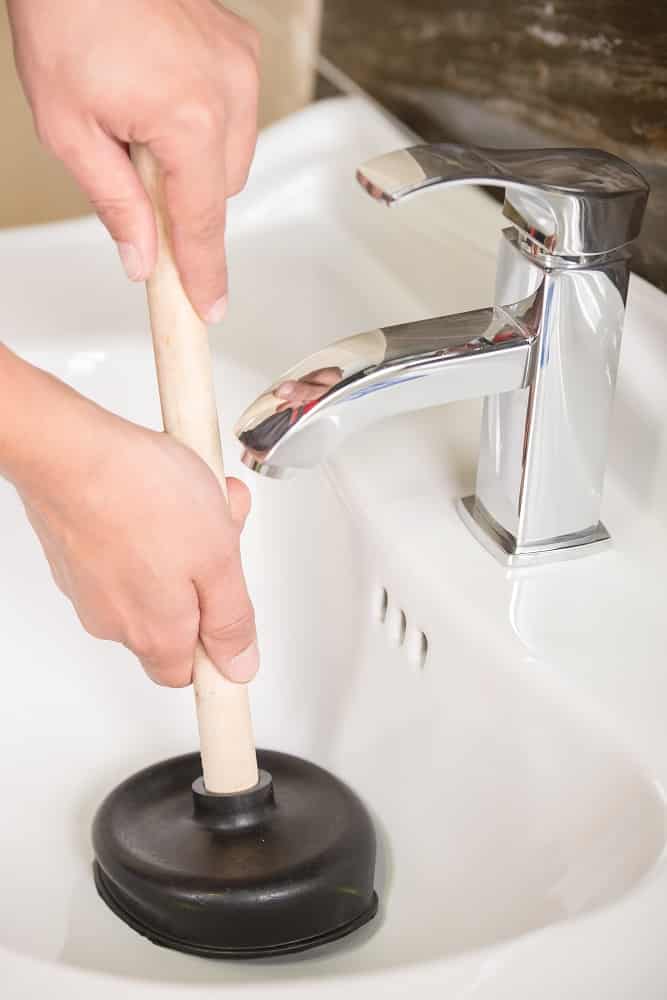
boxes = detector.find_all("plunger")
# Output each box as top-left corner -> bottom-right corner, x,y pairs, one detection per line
91,147 -> 378,958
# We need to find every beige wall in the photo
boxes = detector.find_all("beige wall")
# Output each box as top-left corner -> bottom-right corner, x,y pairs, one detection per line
226,0 -> 321,129
0,0 -> 321,228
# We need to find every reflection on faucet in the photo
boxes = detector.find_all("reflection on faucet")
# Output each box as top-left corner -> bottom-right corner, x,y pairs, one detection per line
236,301 -> 538,475
274,367 -> 344,407
238,367 -> 343,456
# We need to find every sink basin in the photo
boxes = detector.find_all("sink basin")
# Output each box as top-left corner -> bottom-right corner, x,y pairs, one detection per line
1,96 -> 666,998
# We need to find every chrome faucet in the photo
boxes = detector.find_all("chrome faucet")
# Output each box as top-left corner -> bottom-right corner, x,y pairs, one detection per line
235,145 -> 648,565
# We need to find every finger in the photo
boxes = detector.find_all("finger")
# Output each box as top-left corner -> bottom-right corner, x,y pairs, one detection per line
273,380 -> 299,400
135,625 -> 199,689
226,476 -> 251,529
71,602 -> 118,642
150,117 -> 228,324
274,368 -> 342,402
308,367 -> 344,387
217,33 -> 260,196
273,381 -> 331,405
222,84 -> 259,197
50,122 -> 156,282
140,651 -> 195,689
197,548 -> 258,683
126,588 -> 200,688
44,555 -> 68,595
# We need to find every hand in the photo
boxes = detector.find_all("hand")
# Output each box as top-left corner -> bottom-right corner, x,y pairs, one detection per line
7,359 -> 258,688
274,367 -> 343,410
6,0 -> 260,322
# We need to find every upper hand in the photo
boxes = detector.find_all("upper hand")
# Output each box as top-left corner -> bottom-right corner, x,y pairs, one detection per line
7,0 -> 260,322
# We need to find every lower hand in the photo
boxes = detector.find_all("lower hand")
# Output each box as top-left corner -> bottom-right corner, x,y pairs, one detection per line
13,367 -> 258,688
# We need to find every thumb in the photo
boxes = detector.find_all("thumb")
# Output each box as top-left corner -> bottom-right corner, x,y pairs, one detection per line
197,546 -> 258,684
226,476 -> 251,531
57,125 -> 156,282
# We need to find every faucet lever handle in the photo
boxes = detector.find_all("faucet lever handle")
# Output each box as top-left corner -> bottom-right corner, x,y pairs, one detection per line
357,144 -> 648,257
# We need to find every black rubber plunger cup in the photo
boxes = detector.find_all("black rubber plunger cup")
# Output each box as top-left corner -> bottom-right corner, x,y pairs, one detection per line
92,749 -> 378,958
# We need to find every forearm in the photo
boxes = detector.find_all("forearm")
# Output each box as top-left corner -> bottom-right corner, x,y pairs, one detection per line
0,342 -> 103,499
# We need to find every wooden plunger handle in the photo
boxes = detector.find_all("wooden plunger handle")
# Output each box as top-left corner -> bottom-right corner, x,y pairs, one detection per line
132,144 -> 258,794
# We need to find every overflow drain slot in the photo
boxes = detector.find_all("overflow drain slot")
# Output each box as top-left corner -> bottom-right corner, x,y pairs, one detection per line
374,585 -> 428,670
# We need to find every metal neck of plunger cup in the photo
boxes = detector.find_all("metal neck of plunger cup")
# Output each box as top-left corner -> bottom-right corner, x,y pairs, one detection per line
192,769 -> 276,833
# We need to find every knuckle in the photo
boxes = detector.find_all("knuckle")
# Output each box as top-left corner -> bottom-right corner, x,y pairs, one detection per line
228,476 -> 251,505
226,160 -> 252,197
169,620 -> 199,658
241,23 -> 261,60
184,203 -> 225,246
46,560 -> 66,593
202,608 -> 256,647
212,534 -> 242,568
36,119 -> 79,163
146,665 -> 192,689
220,43 -> 259,98
172,98 -> 220,139
227,478 -> 251,523
81,616 -> 115,642
163,674 -> 192,690
127,613 -> 197,663
33,116 -> 51,150
89,192 -> 134,220
126,627 -> 163,662
235,49 -> 260,97
31,103 -> 57,148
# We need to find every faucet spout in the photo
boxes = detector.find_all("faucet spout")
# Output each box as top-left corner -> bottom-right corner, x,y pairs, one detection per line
235,141 -> 648,565
235,296 -> 538,478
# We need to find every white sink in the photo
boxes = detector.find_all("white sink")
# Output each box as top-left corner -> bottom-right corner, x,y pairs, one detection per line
1,96 -> 666,998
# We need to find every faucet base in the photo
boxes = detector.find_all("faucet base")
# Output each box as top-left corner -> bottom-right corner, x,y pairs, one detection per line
458,496 -> 611,568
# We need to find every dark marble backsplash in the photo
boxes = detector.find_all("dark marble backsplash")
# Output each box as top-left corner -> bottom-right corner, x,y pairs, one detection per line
322,0 -> 667,291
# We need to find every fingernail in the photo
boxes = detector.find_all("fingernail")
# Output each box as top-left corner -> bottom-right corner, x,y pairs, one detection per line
116,241 -> 144,281
274,381 -> 297,400
223,640 -> 259,684
205,294 -> 228,324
